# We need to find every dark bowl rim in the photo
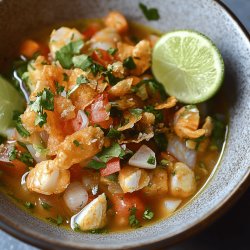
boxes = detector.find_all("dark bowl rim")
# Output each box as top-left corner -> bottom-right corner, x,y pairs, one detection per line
0,0 -> 250,249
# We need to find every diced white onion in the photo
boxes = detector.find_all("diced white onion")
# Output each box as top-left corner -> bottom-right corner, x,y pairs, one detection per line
77,110 -> 89,129
164,199 -> 182,214
91,42 -> 112,50
26,144 -> 47,163
21,171 -> 30,185
167,135 -> 196,168
128,145 -> 156,169
63,182 -> 88,213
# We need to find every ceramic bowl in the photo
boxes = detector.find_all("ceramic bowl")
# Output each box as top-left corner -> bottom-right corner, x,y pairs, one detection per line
0,0 -> 249,249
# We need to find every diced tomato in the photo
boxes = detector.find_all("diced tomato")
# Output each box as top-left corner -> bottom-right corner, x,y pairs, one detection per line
111,193 -> 145,219
92,49 -> 113,67
20,39 -> 40,58
87,93 -> 113,129
82,23 -> 101,39
69,164 -> 83,182
100,157 -> 120,176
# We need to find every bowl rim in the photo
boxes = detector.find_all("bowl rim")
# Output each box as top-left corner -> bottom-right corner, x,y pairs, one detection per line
0,0 -> 250,249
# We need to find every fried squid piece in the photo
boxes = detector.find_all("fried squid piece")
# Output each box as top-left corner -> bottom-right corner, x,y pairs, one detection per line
155,96 -> 177,110
26,127 -> 104,195
114,94 -> 143,110
26,160 -> 70,195
104,11 -> 128,34
117,111 -> 142,131
108,78 -> 133,97
173,105 -> 206,139
54,96 -> 76,120
68,68 -> 97,110
54,126 -> 104,169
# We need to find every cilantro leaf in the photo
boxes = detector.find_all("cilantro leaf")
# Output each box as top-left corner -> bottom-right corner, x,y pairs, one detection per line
97,143 -> 125,163
55,39 -> 84,69
89,228 -> 108,234
41,201 -> 52,210
35,112 -> 47,127
129,207 -> 141,228
87,160 -> 106,170
106,128 -> 121,139
72,54 -> 93,70
139,3 -> 160,21
147,155 -> 156,165
143,209 -> 154,220
24,201 -> 35,209
211,116 -> 226,149
129,108 -> 143,117
47,215 -> 64,226
73,140 -> 80,147
55,81 -> 65,94
123,56 -> 136,69
12,111 -> 30,138
107,48 -> 117,55
105,71 -> 122,86
67,75 -> 89,97
143,105 -> 163,123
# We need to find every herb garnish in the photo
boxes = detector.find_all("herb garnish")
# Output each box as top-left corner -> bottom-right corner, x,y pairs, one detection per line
29,88 -> 54,127
55,81 -> 65,95
147,155 -> 156,165
87,160 -> 106,170
89,228 -> 108,234
41,201 -> 52,210
139,3 -> 160,21
211,116 -> 226,150
107,48 -> 118,55
8,146 -> 34,166
24,201 -> 35,209
129,207 -> 141,228
55,39 -> 84,69
97,143 -> 125,163
143,209 -> 154,220
12,111 -> 30,138
47,215 -> 64,226
73,140 -> 81,147
129,108 -> 143,117
72,54 -> 93,70
106,128 -> 121,139
143,105 -> 163,123
160,159 -> 170,167
123,56 -> 136,70
67,75 -> 89,97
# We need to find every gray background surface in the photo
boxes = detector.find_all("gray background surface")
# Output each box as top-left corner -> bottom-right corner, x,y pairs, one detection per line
0,0 -> 249,249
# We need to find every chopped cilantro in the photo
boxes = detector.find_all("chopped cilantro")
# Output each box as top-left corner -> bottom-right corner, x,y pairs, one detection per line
107,48 -> 117,55
211,116 -> 226,150
73,140 -> 80,147
72,54 -> 93,70
8,148 -> 17,161
30,88 -> 54,127
105,71 -> 122,86
129,108 -> 143,117
154,133 -> 168,151
47,215 -> 64,226
55,39 -> 84,69
24,201 -> 35,209
12,111 -> 30,138
106,173 -> 118,182
143,105 -> 163,123
41,201 -> 52,210
199,161 -> 206,169
89,228 -> 108,234
129,207 -> 141,228
139,3 -> 160,21
147,155 -> 156,165
160,159 -> 170,167
90,63 -> 105,76
97,143 -> 125,163
106,128 -> 121,139
67,75 -> 89,97
123,56 -> 136,69
143,209 -> 154,220
171,171 -> 176,176
87,160 -> 106,170
73,223 -> 81,232
19,151 -> 34,166
55,81 -> 65,94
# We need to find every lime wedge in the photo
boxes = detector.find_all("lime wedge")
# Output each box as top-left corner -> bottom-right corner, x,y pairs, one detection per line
0,75 -> 25,133
152,30 -> 224,104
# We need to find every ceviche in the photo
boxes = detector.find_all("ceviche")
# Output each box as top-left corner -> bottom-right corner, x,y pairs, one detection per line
0,10 -> 227,233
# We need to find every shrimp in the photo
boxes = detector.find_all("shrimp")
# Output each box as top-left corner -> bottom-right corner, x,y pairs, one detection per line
68,68 -> 97,110
104,11 -> 128,34
155,96 -> 177,110
26,160 -> 70,195
107,61 -> 125,78
169,162 -> 196,198
108,78 -> 133,97
54,96 -> 76,120
130,40 -> 151,76
173,105 -> 206,139
49,27 -> 83,58
26,127 -> 104,195
90,27 -> 121,50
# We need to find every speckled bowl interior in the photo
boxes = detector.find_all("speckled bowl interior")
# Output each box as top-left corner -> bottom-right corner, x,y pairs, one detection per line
0,0 -> 249,249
